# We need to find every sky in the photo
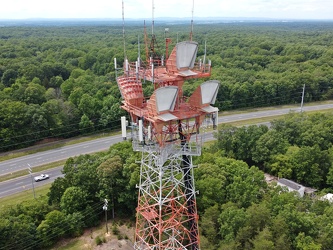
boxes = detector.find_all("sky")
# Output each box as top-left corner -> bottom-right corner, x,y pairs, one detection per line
1,0 -> 333,20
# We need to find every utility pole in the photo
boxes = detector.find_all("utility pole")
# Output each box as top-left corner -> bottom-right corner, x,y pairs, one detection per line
27,164 -> 36,199
103,199 -> 108,234
301,84 -> 305,112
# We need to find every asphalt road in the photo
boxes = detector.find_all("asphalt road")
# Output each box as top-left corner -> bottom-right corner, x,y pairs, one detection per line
0,134 -> 124,176
0,167 -> 63,198
1,103 -> 333,198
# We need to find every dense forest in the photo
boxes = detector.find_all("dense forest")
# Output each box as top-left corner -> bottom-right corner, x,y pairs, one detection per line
2,112 -> 333,249
1,21 -> 333,151
215,112 -> 333,190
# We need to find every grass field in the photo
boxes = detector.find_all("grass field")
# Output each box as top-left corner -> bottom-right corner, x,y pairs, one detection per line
0,183 -> 52,208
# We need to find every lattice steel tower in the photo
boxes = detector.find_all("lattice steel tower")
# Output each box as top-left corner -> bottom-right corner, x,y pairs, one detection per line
116,20 -> 219,249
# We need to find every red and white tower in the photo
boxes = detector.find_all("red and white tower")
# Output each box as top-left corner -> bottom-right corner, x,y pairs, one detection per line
117,23 -> 219,249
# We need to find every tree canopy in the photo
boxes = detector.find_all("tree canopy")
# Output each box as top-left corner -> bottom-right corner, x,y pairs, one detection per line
1,20 -> 333,249
1,21 -> 333,151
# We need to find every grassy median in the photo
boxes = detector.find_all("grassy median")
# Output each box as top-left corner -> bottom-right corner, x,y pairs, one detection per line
0,183 -> 52,207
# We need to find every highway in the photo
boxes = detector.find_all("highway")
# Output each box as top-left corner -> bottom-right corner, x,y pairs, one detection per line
0,103 -> 333,198
0,167 -> 63,198
0,135 -> 124,176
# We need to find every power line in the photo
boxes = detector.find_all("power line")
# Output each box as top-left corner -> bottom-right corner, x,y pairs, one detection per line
0,201 -> 105,250
0,85 -> 329,150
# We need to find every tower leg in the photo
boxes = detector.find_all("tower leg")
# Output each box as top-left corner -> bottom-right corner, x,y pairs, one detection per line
182,153 -> 199,250
134,146 -> 200,249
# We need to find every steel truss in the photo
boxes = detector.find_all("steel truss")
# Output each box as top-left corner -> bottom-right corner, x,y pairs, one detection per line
134,143 -> 200,250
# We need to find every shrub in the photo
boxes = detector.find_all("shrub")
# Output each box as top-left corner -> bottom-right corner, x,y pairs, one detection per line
112,224 -> 120,235
95,236 -> 103,245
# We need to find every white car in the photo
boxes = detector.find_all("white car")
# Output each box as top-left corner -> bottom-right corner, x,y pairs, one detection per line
34,174 -> 49,182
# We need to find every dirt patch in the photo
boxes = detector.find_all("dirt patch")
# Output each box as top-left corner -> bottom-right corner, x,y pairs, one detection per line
96,238 -> 133,250
53,222 -> 135,250
84,224 -> 135,250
